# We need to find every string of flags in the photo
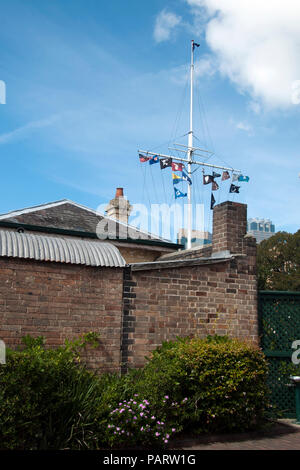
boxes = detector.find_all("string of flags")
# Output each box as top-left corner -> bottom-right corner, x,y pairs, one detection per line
138,153 -> 249,207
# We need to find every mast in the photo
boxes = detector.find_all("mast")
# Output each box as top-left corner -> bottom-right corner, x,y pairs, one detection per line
187,40 -> 195,250
138,40 -> 243,250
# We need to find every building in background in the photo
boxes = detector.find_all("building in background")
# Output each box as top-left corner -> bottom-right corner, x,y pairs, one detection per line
177,228 -> 212,249
247,218 -> 275,243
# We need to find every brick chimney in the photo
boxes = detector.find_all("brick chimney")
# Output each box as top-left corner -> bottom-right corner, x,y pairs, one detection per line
105,188 -> 132,224
212,201 -> 247,255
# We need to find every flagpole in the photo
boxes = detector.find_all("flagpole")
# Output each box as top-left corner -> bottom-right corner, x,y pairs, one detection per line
187,40 -> 195,250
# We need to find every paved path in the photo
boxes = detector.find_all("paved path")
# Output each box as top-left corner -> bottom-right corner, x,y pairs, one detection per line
170,420 -> 300,450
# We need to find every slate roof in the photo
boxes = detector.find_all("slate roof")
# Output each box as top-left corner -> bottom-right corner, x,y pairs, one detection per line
0,200 -> 179,248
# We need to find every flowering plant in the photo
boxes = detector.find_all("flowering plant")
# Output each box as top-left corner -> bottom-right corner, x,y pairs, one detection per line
105,394 -> 188,448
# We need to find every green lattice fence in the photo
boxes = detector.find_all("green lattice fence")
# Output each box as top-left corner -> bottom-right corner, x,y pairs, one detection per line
259,291 -> 300,418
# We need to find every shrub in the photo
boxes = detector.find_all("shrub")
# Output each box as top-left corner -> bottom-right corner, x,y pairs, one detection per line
104,395 -> 183,448
132,335 -> 269,433
0,334 -> 104,450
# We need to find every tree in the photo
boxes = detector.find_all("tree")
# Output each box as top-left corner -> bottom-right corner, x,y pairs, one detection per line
257,230 -> 300,291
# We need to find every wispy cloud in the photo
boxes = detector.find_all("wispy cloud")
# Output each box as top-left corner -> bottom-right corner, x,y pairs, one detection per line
153,9 -> 182,43
236,121 -> 253,134
0,114 -> 61,145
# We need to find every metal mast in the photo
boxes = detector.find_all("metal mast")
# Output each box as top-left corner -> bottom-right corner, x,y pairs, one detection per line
138,40 -> 242,250
187,40 -> 195,249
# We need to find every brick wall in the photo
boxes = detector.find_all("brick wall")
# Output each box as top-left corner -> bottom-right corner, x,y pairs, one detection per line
0,258 -> 123,373
0,201 -> 259,373
121,253 -> 258,370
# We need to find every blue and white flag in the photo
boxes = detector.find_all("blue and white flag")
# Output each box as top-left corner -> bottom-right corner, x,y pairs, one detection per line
149,155 -> 159,165
232,173 -> 239,182
174,188 -> 187,199
238,175 -> 250,182
182,171 -> 192,185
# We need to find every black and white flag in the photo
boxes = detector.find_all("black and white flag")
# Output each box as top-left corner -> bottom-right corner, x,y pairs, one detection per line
229,184 -> 240,193
160,157 -> 172,169
203,174 -> 214,185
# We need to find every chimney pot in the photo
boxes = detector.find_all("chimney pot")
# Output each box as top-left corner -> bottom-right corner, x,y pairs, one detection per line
115,187 -> 124,198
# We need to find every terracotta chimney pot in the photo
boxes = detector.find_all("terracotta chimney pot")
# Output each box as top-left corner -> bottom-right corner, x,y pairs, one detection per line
115,188 -> 124,198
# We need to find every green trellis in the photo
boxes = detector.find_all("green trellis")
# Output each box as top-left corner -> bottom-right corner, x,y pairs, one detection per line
259,291 -> 300,418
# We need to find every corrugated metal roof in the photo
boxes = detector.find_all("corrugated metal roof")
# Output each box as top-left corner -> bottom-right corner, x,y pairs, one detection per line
0,230 -> 125,267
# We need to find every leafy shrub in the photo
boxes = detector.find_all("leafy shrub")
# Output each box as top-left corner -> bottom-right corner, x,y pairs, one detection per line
131,336 -> 269,433
0,333 -> 104,450
0,334 -> 270,449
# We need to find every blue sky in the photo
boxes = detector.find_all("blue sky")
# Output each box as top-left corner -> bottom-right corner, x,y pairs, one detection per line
0,0 -> 299,239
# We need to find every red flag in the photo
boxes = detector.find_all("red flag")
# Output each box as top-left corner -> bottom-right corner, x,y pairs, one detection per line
172,162 -> 183,172
139,153 -> 150,163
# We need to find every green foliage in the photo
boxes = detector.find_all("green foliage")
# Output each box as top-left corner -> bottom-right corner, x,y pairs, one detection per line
0,334 -> 270,449
0,333 -> 104,450
131,336 -> 269,433
257,230 -> 300,291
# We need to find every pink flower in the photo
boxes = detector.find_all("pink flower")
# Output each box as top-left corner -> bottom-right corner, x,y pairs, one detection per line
165,395 -> 169,399
155,432 -> 160,436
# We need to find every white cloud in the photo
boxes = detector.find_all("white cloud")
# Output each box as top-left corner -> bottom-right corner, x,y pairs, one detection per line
154,9 -> 182,43
186,0 -> 300,109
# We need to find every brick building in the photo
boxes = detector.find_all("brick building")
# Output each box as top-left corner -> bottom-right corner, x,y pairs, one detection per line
0,198 -> 258,373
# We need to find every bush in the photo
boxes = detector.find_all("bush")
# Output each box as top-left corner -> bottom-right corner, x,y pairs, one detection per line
0,334 -> 104,450
103,395 -> 183,448
0,334 -> 270,449
131,335 -> 269,433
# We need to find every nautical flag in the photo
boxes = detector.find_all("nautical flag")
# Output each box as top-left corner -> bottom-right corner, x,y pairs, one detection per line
232,173 -> 239,182
172,173 -> 183,185
174,188 -> 187,199
222,171 -> 230,181
229,184 -> 240,193
203,174 -> 214,185
182,171 -> 192,185
212,171 -> 221,178
149,155 -> 159,165
139,153 -> 150,163
212,180 -> 219,191
172,162 -> 183,172
238,175 -> 250,182
160,157 -> 172,169
210,193 -> 216,210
